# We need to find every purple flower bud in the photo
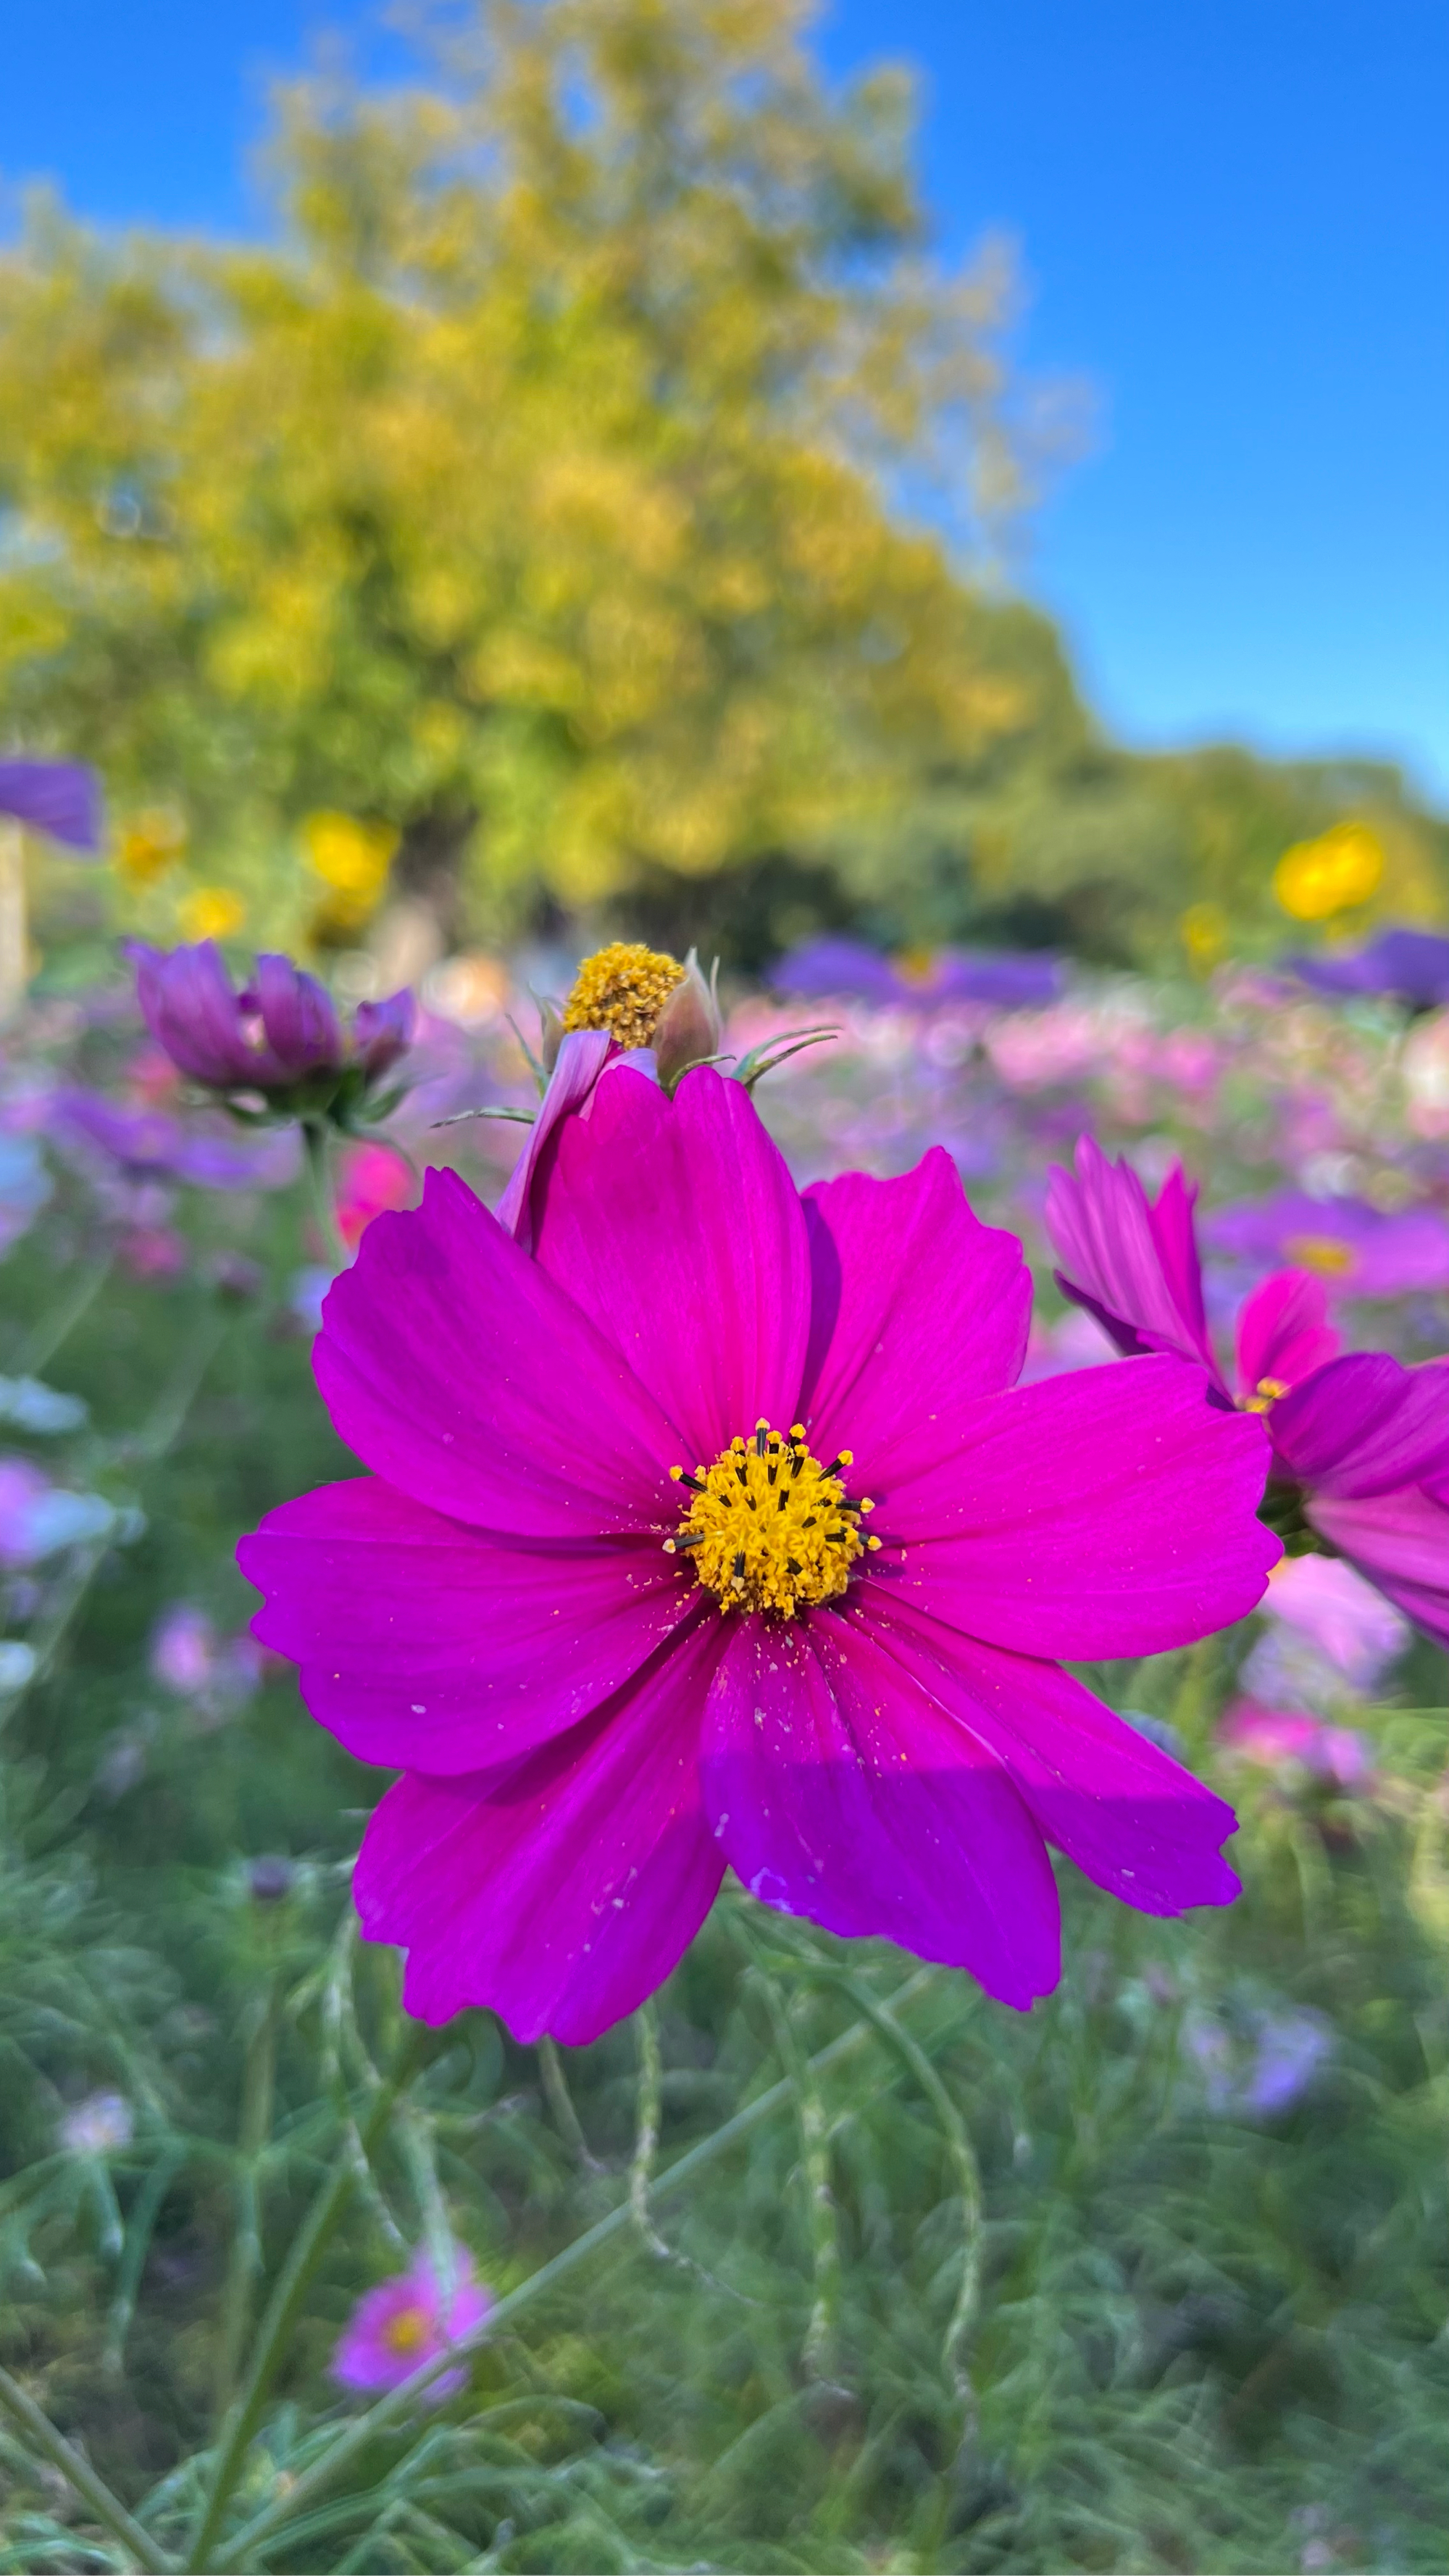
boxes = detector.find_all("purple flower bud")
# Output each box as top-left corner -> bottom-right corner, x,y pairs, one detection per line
652,950 -> 722,1089
125,942 -> 414,1124
248,1854 -> 297,1904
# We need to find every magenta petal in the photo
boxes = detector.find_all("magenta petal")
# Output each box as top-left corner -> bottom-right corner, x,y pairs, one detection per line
251,953 -> 343,1075
314,1166 -> 681,1535
1045,1137 -> 1223,1384
700,1610 -> 1061,2008
1234,1268 -> 1340,1395
531,1066 -> 811,1463
879,1357 -> 1278,1658
1271,1353 -> 1449,1497
130,941 -> 270,1088
238,1477 -> 695,1772
1308,1486 -> 1449,1649
797,1150 -> 1030,1484
864,1602 -> 1240,1914
354,989 -> 415,1078
354,1619 -> 729,2043
496,1029 -> 612,1249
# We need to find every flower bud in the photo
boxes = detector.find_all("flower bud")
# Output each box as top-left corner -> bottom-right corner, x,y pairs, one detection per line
651,949 -> 722,1090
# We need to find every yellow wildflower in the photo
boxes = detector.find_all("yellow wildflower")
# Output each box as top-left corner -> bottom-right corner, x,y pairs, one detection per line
1273,822 -> 1385,921
179,887 -> 247,942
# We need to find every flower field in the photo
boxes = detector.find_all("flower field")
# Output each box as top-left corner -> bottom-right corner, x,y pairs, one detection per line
2,939 -> 1449,2575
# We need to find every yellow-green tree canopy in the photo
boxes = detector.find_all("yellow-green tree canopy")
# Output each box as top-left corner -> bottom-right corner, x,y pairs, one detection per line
0,0 -> 1064,950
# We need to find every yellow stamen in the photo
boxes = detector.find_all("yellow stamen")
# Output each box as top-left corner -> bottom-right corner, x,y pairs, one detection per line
381,2304 -> 432,2356
664,1419 -> 872,1618
562,942 -> 686,1052
1240,1375 -> 1290,1414
1282,1231 -> 1355,1278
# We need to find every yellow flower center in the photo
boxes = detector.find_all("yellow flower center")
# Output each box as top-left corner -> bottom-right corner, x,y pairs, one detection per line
664,1421 -> 880,1619
382,2304 -> 432,2357
562,942 -> 686,1050
1282,1232 -> 1355,1277
1240,1376 -> 1290,1415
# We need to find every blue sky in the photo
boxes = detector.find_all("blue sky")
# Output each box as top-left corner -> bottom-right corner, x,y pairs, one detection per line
4,0 -> 1445,799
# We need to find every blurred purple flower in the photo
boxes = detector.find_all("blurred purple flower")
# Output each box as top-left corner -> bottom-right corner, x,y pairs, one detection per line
1243,2011 -> 1336,2117
332,2242 -> 492,2399
0,1457 -> 114,1565
151,1604 -> 217,1695
150,1602 -> 261,1719
1185,2004 -> 1335,2120
1288,927 -> 1449,1012
59,2091 -> 134,2154
128,942 -> 413,1124
286,1265 -> 334,1335
53,1087 -> 298,1191
773,935 -> 1060,1011
0,1132 -> 52,1254
1203,1190 -> 1449,1297
0,760 -> 101,853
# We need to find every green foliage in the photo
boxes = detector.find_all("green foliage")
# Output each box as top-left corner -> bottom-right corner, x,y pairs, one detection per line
7,1 -> 1437,971
0,0 -> 1054,954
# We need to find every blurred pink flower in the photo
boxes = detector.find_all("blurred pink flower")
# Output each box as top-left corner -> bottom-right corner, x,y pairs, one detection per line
151,1605 -> 217,1694
150,1602 -> 264,1716
332,2242 -> 492,2398
1261,1553 -> 1408,1692
1218,1698 -> 1374,1794
336,1141 -> 414,1252
118,1224 -> 188,1281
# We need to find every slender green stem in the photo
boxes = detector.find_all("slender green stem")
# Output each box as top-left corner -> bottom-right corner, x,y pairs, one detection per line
106,2150 -> 184,2379
536,2037 -> 601,2173
213,1981 -> 280,2424
188,2031 -> 427,2569
751,1966 -> 842,2383
17,1255 -> 112,1376
629,2000 -> 668,2259
805,1964 -> 983,2412
0,2364 -> 175,2572
301,1118 -> 348,1271
210,1964 -> 940,2572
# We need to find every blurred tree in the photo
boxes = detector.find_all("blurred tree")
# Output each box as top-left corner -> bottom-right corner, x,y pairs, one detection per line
0,0 -> 1066,953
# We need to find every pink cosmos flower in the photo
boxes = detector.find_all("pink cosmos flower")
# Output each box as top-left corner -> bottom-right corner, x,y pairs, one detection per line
1046,1138 -> 1449,1647
332,2241 -> 492,2398
241,1069 -> 1275,2045
128,942 -> 413,1124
